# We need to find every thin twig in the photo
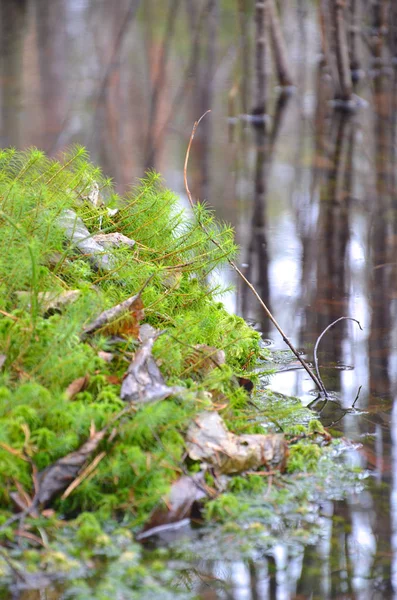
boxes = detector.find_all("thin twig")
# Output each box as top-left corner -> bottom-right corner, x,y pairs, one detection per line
313,316 -> 363,398
0,548 -> 28,583
184,112 -> 325,393
62,452 -> 106,500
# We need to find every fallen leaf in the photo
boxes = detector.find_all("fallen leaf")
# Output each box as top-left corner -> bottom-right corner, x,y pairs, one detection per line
186,411 -> 287,475
137,473 -> 207,540
184,345 -> 226,377
65,375 -> 90,400
104,295 -> 144,338
98,350 -> 114,363
120,333 -> 183,404
36,428 -> 106,507
81,181 -> 104,207
82,292 -> 144,339
106,375 -> 121,385
15,290 -> 81,316
92,232 -> 135,249
58,209 -> 113,271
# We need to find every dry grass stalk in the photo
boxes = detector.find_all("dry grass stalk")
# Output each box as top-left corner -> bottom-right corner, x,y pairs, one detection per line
183,112 -> 325,394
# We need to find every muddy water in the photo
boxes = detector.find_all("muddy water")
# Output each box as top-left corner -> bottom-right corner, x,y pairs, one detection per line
2,0 -> 397,598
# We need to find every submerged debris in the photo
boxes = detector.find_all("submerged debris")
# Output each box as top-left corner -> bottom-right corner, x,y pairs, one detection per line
137,473 -> 208,540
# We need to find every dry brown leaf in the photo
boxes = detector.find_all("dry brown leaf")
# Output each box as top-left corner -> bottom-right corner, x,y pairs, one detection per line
65,375 -> 90,400
186,411 -> 287,475
183,345 -> 226,377
36,429 -> 106,507
104,295 -> 144,338
82,292 -> 144,339
137,473 -> 207,540
98,351 -> 114,363
106,375 -> 121,385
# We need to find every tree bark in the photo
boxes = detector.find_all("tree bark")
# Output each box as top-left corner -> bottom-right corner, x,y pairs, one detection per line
268,0 -> 294,87
349,0 -> 361,73
332,0 -> 353,102
372,0 -> 390,62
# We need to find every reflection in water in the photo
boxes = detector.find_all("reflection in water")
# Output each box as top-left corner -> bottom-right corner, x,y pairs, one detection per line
3,1 -> 397,598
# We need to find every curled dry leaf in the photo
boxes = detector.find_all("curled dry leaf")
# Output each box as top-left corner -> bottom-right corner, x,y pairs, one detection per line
58,209 -> 113,271
120,333 -> 183,404
102,295 -> 144,338
82,292 -> 144,339
137,473 -> 207,541
36,429 -> 106,507
186,411 -> 287,475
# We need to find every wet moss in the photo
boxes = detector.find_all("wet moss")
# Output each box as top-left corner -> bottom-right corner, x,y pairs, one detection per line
0,148 -> 363,597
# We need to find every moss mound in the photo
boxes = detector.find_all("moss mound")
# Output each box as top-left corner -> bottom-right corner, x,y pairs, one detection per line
0,148 -> 353,599
0,146 -> 269,527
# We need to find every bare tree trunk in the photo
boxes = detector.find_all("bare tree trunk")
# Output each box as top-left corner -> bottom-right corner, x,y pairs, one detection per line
349,0 -> 361,76
254,0 -> 267,115
268,0 -> 294,87
144,0 -> 181,170
319,0 -> 339,96
390,2 -> 397,58
0,0 -> 27,147
372,0 -> 390,63
332,0 -> 353,102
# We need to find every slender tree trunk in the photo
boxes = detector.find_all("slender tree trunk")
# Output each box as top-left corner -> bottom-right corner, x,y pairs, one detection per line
254,0 -> 267,115
332,0 -> 353,102
268,0 -> 294,87
319,0 -> 339,96
390,2 -> 397,58
0,0 -> 27,147
372,0 -> 390,62
349,0 -> 361,75
144,0 -> 181,171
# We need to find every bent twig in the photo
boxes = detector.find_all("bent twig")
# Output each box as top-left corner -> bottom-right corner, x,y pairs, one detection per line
184,112 -> 325,393
313,316 -> 363,398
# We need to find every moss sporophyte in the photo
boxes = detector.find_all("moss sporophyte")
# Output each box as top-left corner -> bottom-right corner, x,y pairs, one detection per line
0,147 -> 360,595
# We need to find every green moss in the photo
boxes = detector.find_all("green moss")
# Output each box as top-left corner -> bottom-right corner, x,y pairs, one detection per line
0,147 -> 361,598
75,513 -> 105,546
204,493 -> 249,521
287,440 -> 322,473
